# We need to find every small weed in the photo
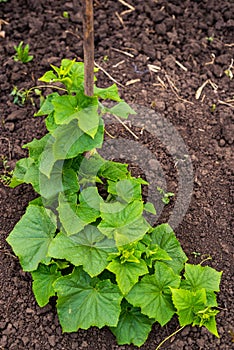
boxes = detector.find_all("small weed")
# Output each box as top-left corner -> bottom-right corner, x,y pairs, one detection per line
10,86 -> 42,106
157,186 -> 174,204
191,251 -> 201,258
206,36 -> 214,43
0,155 -> 13,186
103,55 -> 109,62
63,11 -> 69,19
13,41 -> 34,63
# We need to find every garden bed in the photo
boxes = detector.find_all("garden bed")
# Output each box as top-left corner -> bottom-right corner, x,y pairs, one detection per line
0,0 -> 233,349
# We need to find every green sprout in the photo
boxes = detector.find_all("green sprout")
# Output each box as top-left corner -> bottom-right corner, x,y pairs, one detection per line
157,186 -> 175,205
63,11 -> 69,19
0,155 -> 13,186
13,41 -> 34,63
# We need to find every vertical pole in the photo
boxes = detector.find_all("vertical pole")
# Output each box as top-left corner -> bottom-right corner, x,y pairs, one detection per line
83,0 -> 94,96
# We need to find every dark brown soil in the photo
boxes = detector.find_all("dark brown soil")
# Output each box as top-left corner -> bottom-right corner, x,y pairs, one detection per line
0,0 -> 233,349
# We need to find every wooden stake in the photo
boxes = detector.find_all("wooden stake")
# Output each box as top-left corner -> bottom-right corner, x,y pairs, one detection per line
83,0 -> 94,96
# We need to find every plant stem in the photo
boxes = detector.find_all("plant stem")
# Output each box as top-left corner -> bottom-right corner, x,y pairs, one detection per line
155,326 -> 185,350
83,0 -> 94,96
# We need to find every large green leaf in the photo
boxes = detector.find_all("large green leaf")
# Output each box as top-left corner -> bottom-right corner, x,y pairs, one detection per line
78,186 -> 103,222
94,84 -> 122,102
108,179 -> 142,203
108,101 -> 136,119
99,161 -> 129,181
151,223 -> 187,273
58,195 -> 86,235
98,216 -> 149,246
100,201 -> 143,226
31,263 -> 61,307
48,228 -> 115,277
52,94 -> 99,138
126,262 -> 181,326
6,205 -> 57,271
54,267 -> 123,331
39,161 -> 79,200
171,288 -> 207,326
34,92 -> 59,116
39,119 -> 104,177
181,264 -> 222,292
107,259 -> 148,295
52,118 -> 104,160
110,301 -> 154,346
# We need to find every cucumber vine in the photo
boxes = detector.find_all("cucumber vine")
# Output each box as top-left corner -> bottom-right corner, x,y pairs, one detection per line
6,59 -> 222,347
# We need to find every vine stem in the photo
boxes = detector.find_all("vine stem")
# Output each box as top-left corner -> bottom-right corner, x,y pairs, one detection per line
155,326 -> 185,350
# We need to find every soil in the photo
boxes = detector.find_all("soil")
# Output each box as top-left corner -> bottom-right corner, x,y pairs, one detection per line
0,0 -> 233,349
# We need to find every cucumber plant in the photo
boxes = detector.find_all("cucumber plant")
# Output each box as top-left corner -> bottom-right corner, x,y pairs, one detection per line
6,59 -> 222,347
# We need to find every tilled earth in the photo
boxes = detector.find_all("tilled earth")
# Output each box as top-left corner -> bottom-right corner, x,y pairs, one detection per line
0,0 -> 233,349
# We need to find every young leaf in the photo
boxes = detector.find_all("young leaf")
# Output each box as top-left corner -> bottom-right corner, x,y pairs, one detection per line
108,101 -> 136,119
126,262 -> 181,326
171,288 -> 207,326
181,263 -> 222,293
110,301 -> 154,347
143,202 -> 156,215
99,161 -> 129,181
54,267 -> 123,331
34,92 -> 59,116
94,84 -> 122,102
6,205 -> 57,271
151,223 -> 187,274
52,94 -> 99,138
115,179 -> 142,203
48,228 -> 114,277
58,195 -> 86,235
31,263 -> 62,307
107,259 -> 148,295
39,70 -> 57,83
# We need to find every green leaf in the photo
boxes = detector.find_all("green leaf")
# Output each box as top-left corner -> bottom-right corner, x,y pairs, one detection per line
98,216 -> 150,246
9,158 -> 35,188
108,101 -> 136,119
144,202 -> 156,215
58,194 -> 86,235
151,223 -> 187,274
52,119 -> 104,160
39,70 -> 57,83
107,259 -> 148,295
40,161 -> 79,200
23,134 -> 50,160
6,205 -> 57,271
34,92 -> 59,116
100,201 -> 143,226
110,301 -> 154,346
194,309 -> 220,337
54,267 -> 123,331
181,264 -> 222,293
126,262 -> 181,326
171,288 -> 207,326
78,186 -> 103,222
99,161 -> 129,181
115,179 -> 142,202
48,228 -> 114,277
31,263 -> 62,307
52,94 -> 99,138
94,84 -> 122,102
98,201 -> 149,245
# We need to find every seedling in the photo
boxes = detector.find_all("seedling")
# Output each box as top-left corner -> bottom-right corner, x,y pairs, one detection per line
62,11 -> 69,19
157,186 -> 175,204
206,36 -> 214,43
0,155 -> 13,186
6,59 -> 222,347
13,41 -> 34,63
